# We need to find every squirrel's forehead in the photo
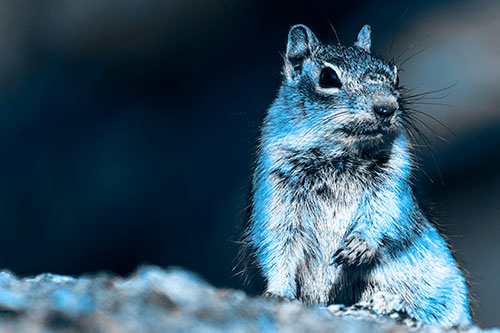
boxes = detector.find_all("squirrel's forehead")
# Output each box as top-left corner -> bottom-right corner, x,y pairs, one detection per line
316,46 -> 394,75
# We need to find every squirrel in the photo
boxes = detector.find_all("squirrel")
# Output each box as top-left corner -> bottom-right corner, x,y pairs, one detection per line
243,24 -> 471,327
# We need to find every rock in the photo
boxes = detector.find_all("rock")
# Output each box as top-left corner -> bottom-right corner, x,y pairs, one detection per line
0,266 -> 494,332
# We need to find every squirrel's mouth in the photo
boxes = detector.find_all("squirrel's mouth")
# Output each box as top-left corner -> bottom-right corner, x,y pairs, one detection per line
338,124 -> 396,138
336,122 -> 400,151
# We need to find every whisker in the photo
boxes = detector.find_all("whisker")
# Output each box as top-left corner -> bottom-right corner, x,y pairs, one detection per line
399,44 -> 429,67
389,6 -> 410,56
400,121 -> 436,184
407,109 -> 456,137
403,131 -> 431,179
405,113 -> 450,144
401,81 -> 458,99
325,17 -> 341,45
404,91 -> 452,101
403,117 -> 445,185
408,102 -> 453,107
282,108 -> 352,144
396,35 -> 430,63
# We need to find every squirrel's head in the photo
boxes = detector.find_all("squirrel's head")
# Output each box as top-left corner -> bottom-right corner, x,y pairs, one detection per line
268,24 -> 402,157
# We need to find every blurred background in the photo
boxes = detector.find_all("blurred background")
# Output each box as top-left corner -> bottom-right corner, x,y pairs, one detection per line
0,0 -> 497,327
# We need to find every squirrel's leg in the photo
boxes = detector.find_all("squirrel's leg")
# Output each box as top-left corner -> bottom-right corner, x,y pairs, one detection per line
262,241 -> 302,299
252,174 -> 304,299
253,215 -> 303,299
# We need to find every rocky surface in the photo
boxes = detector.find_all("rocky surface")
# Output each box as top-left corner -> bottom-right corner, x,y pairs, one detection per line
0,266 -> 495,333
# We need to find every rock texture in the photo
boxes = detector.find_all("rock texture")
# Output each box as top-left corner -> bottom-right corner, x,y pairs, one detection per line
0,266 -> 495,333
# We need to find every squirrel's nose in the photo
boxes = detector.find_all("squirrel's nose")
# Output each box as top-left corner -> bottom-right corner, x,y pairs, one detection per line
373,104 -> 396,118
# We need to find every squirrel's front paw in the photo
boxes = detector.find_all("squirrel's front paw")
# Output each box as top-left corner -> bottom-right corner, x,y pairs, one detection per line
330,232 -> 376,266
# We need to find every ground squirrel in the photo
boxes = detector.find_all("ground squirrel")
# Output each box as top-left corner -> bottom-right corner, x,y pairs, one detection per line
244,24 -> 471,327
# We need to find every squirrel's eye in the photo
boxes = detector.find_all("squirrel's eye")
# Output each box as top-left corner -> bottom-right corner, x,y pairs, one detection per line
319,67 -> 341,89
395,74 -> 400,87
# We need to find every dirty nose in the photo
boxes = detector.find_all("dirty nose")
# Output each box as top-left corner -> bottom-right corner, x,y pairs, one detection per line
373,105 -> 396,117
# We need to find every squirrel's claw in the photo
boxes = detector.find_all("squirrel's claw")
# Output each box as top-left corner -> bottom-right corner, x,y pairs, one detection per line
330,232 -> 376,266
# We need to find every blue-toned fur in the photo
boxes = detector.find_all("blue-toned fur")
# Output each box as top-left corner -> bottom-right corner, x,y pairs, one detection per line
245,24 -> 471,327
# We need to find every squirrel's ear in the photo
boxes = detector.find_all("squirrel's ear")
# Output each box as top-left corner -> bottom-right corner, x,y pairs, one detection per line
285,24 -> 318,78
354,25 -> 371,53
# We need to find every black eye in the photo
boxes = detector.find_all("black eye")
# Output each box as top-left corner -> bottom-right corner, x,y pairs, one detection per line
395,74 -> 400,87
319,67 -> 342,89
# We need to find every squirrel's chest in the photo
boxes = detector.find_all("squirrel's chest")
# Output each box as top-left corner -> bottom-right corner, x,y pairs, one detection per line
295,177 -> 365,251
267,166 -> 372,248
